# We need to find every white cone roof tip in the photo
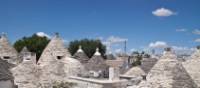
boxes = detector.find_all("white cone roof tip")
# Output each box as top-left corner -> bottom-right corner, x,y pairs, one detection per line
162,47 -> 177,59
0,32 -> 8,41
94,48 -> 101,56
77,45 -> 83,53
1,32 -> 6,37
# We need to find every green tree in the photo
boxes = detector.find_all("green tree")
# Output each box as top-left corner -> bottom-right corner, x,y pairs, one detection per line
131,51 -> 150,66
197,45 -> 200,50
68,39 -> 106,58
14,34 -> 50,61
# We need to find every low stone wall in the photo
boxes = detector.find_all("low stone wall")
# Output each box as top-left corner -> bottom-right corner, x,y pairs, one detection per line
70,76 -> 128,88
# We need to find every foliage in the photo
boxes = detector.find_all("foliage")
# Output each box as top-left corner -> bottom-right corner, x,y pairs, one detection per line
14,34 -> 50,61
197,45 -> 200,50
131,51 -> 150,66
68,39 -> 106,58
52,81 -> 76,88
164,47 -> 171,51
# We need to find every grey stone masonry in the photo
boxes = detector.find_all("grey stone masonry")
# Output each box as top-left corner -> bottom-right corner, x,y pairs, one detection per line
141,57 -> 158,74
183,48 -> 200,88
136,48 -> 198,88
37,33 -> 70,66
73,45 -> 90,64
0,33 -> 19,64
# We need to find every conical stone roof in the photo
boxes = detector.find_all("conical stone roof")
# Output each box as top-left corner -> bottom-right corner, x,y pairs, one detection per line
0,58 -> 14,81
137,48 -> 198,88
38,56 -> 85,88
38,33 -> 70,65
0,33 -> 18,64
37,33 -> 85,87
18,46 -> 31,64
141,57 -> 158,74
183,48 -> 200,87
11,58 -> 39,88
86,48 -> 108,72
20,46 -> 30,54
73,46 -> 89,64
123,66 -> 145,77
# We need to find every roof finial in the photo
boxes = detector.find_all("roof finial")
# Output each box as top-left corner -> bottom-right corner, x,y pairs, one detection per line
197,45 -> 200,50
55,32 -> 59,37
164,47 -> 171,52
1,32 -> 6,37
77,45 -> 83,52
94,47 -> 101,56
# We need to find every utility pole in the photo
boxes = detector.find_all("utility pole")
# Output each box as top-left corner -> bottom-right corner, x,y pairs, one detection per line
124,40 -> 127,54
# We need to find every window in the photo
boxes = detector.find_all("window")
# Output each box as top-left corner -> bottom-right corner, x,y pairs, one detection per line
3,56 -> 10,59
25,58 -> 31,60
142,75 -> 146,80
57,56 -> 63,60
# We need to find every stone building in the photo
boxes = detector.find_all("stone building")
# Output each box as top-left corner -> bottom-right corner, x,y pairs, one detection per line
85,48 -> 109,78
183,48 -> 200,87
106,53 -> 116,60
37,33 -> 70,66
0,33 -> 19,64
70,59 -> 127,88
73,45 -> 90,64
117,54 -> 131,74
122,66 -> 145,78
37,33 -> 85,88
11,47 -> 38,88
0,58 -> 15,88
136,48 -> 198,88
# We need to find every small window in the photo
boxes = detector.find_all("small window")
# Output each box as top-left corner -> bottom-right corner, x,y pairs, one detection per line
57,56 -> 63,60
25,58 -> 31,60
142,75 -> 146,80
3,56 -> 10,59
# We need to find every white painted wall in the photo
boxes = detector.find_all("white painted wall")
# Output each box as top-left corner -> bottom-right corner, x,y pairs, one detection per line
0,80 -> 13,88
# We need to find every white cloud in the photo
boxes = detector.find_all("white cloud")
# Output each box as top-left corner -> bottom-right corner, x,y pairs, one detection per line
195,38 -> 200,42
176,29 -> 187,32
115,48 -> 122,53
152,8 -> 176,17
36,32 -> 51,38
149,41 -> 168,48
172,46 -> 195,55
192,29 -> 200,35
103,36 -> 128,52
107,36 -> 128,44
130,48 -> 137,52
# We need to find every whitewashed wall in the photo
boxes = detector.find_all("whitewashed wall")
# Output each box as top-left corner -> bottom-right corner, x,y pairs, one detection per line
0,80 -> 14,88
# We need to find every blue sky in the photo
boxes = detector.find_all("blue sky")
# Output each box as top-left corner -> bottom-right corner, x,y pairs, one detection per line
0,0 -> 200,54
